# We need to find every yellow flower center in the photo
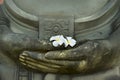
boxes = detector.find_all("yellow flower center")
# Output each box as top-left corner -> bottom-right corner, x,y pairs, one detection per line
67,40 -> 71,44
56,38 -> 60,41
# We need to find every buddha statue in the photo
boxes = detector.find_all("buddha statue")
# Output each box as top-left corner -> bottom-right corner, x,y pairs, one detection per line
0,0 -> 120,80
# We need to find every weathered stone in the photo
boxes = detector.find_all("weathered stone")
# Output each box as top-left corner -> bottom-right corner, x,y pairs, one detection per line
32,73 -> 44,80
44,74 -> 58,80
72,67 -> 120,80
58,75 -> 72,80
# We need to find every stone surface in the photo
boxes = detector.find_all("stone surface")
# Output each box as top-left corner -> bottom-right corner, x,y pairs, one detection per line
32,73 -> 44,80
58,75 -> 72,80
72,67 -> 120,80
44,74 -> 58,80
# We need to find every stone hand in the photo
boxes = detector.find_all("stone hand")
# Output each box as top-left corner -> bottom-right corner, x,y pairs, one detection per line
19,40 -> 116,73
44,40 -> 116,71
45,40 -> 111,61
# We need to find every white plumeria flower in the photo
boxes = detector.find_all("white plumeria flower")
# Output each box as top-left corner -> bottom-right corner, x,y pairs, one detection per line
50,35 -> 65,47
64,37 -> 76,47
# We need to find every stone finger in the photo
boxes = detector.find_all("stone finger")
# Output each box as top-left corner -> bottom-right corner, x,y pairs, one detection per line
19,54 -> 61,69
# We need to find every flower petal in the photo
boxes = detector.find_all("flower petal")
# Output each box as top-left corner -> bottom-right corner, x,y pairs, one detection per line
60,35 -> 65,39
52,41 -> 59,47
64,39 -> 69,47
50,35 -> 61,41
58,40 -> 64,45
50,36 -> 56,41
58,35 -> 66,45
69,39 -> 76,47
66,37 -> 76,47
66,37 -> 72,40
